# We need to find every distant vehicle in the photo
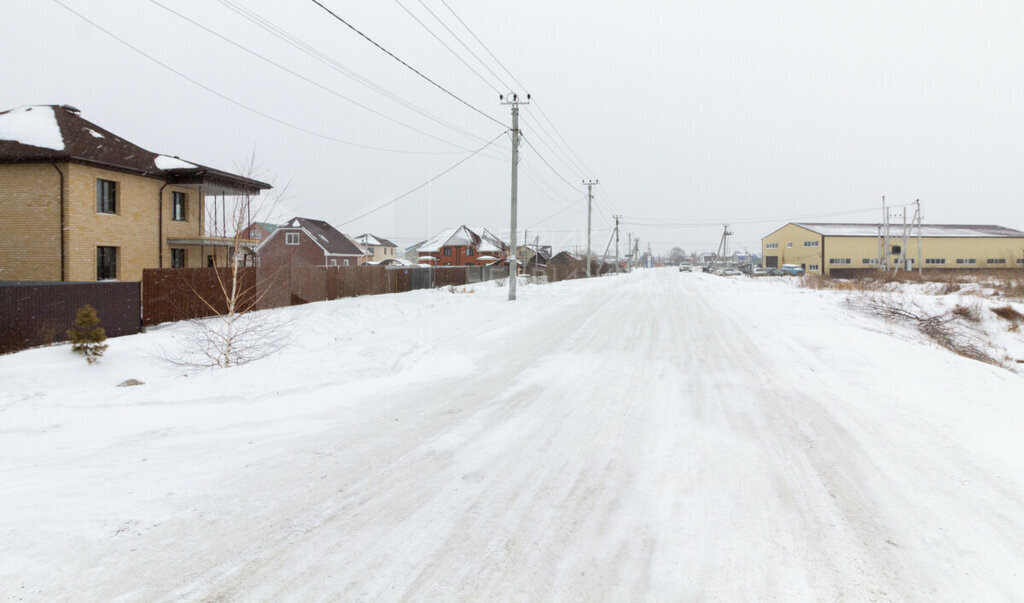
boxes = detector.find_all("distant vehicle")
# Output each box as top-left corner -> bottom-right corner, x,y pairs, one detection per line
780,264 -> 805,276
678,263 -> 693,272
768,268 -> 785,276
722,268 -> 742,276
751,267 -> 769,276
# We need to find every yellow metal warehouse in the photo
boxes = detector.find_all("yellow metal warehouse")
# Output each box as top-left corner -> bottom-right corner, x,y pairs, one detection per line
761,223 -> 1024,276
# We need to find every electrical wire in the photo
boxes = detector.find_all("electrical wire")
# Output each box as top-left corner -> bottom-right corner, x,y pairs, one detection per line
620,202 -> 917,227
51,0 -> 468,155
336,130 -> 507,226
520,135 -> 584,194
148,0 -> 483,154
392,0 -> 501,94
308,0 -> 506,129
215,0 -> 493,148
528,194 -> 587,229
415,0 -> 512,92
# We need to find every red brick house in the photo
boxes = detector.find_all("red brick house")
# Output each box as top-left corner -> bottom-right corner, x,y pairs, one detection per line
417,225 -> 509,266
257,217 -> 367,268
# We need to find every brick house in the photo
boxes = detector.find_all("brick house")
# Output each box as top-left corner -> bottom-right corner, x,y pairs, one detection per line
354,233 -> 398,263
258,217 -> 367,268
0,104 -> 271,282
244,221 -> 278,244
417,226 -> 509,266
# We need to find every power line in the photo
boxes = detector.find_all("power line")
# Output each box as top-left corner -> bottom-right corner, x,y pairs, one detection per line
438,0 -> 529,93
215,0 -> 494,148
621,203 -> 918,227
336,130 -> 507,226
392,0 -> 501,94
51,0 -> 465,155
413,0 -> 512,91
520,135 -> 584,194
148,0 -> 483,155
528,194 -> 587,229
308,0 -> 506,129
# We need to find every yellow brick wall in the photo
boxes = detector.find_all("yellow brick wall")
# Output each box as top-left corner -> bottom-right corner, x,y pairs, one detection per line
64,164 -> 203,281
821,236 -> 1024,273
0,163 -> 63,281
763,223 -> 1024,275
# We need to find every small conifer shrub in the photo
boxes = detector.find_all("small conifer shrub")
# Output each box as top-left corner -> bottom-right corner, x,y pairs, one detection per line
68,304 -> 108,363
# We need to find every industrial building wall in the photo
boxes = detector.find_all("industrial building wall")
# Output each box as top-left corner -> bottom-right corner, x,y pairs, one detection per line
760,224 -> 824,273
822,236 -> 1024,275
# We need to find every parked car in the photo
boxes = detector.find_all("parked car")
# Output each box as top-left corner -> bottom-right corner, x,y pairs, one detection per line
751,267 -> 769,276
780,264 -> 805,276
678,263 -> 693,272
722,268 -> 742,276
768,268 -> 785,276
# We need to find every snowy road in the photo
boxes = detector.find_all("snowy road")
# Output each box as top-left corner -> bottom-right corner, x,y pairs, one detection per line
2,269 -> 1023,600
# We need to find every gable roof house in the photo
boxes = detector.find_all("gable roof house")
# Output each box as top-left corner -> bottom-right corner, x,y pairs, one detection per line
355,233 -> 398,263
0,105 -> 271,281
257,217 -> 367,268
417,226 -> 509,266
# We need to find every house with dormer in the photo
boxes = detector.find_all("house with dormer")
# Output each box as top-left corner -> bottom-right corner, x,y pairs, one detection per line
257,217 -> 367,268
0,104 -> 271,281
355,233 -> 398,263
416,226 -> 509,266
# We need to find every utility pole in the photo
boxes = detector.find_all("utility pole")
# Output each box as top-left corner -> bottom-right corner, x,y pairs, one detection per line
614,215 -> 621,273
583,179 -> 599,277
501,92 -> 529,300
627,232 -> 632,273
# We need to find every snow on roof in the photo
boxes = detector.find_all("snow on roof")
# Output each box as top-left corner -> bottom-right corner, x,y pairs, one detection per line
0,106 -> 65,151
356,233 -> 397,248
86,128 -> 104,139
154,155 -> 197,170
419,225 -> 508,253
794,222 -> 1024,238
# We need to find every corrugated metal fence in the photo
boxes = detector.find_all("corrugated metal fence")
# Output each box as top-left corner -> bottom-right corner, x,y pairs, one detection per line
0,281 -> 140,354
1,264 -> 577,353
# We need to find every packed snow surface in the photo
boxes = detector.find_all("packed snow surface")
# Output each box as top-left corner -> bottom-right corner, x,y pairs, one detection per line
154,155 -> 196,170
0,105 -> 65,151
1,269 -> 1023,599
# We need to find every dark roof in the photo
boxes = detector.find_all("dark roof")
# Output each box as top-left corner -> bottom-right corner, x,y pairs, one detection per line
279,217 -> 366,256
0,105 -> 270,194
355,233 -> 398,247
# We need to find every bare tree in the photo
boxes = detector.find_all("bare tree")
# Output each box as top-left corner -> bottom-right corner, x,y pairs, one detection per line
173,153 -> 291,368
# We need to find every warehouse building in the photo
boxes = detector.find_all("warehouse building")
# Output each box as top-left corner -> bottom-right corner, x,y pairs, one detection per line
762,223 -> 1024,276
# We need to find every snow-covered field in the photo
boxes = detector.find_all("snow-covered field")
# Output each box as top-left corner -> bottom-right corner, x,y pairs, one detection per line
2,268 -> 1023,600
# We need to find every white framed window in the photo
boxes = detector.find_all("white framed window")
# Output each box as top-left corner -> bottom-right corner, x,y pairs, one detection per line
1017,258 -> 1024,265
329,259 -> 337,266
250,229 -> 262,239
765,242 -> 779,249
808,264 -> 819,271
787,242 -> 793,248
343,259 -> 350,266
862,258 -> 879,265
829,258 -> 851,265
925,258 -> 946,265
285,232 -> 300,245
803,241 -> 819,247
956,258 -> 977,265
986,258 -> 1006,264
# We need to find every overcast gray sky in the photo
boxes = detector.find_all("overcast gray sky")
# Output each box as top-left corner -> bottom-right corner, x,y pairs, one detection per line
4,0 -> 1023,254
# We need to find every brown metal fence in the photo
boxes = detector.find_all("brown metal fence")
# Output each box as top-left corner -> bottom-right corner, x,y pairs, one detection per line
140,265 -> 507,326
0,281 -> 140,354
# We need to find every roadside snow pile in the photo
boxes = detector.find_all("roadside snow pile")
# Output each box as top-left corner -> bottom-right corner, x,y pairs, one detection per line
796,276 -> 1024,374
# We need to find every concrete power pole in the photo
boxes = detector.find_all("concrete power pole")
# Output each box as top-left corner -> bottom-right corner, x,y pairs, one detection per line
614,215 -> 621,273
583,179 -> 599,277
501,92 -> 529,301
